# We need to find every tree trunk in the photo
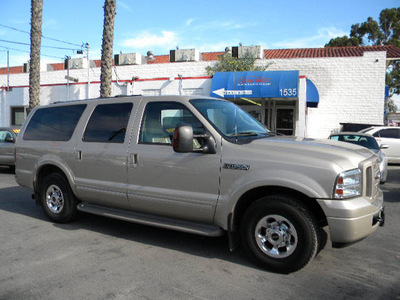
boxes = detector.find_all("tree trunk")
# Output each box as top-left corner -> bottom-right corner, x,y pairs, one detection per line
29,0 -> 43,113
100,0 -> 116,98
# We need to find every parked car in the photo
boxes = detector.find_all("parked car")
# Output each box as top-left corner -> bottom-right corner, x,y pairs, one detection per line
359,126 -> 400,163
0,127 -> 19,171
329,132 -> 388,183
15,96 -> 384,273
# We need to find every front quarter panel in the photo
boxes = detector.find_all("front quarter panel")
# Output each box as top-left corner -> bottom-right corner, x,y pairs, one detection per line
214,141 -> 342,229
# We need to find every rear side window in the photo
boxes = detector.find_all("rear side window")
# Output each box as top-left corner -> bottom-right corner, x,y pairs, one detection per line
83,103 -> 133,143
24,105 -> 86,141
374,129 -> 400,139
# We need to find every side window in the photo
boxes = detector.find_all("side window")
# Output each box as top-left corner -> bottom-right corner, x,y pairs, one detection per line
24,105 -> 86,141
329,136 -> 339,141
377,129 -> 399,139
83,103 -> 133,143
0,130 -> 12,143
139,102 -> 205,146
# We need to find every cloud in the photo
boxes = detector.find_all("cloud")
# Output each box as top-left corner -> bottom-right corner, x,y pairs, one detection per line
120,31 -> 179,50
273,27 -> 348,48
185,18 -> 195,26
118,1 -> 133,13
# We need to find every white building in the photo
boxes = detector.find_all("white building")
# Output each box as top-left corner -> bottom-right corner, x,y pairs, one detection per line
1,45 -> 399,138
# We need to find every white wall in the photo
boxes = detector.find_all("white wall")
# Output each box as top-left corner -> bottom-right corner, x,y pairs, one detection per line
262,51 -> 387,137
0,51 -> 387,138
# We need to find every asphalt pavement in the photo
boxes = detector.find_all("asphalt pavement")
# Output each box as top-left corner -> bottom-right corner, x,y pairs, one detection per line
0,165 -> 399,300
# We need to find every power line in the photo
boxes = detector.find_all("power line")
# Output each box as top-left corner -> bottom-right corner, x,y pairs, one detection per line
0,45 -> 64,60
0,38 -> 79,51
0,23 -> 82,47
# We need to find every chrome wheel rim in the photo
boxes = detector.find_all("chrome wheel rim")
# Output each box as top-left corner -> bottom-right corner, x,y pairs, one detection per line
45,184 -> 64,214
255,214 -> 298,258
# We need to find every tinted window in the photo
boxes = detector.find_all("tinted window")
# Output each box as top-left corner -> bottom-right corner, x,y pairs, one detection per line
0,130 -> 13,142
329,134 -> 379,150
139,102 -> 205,147
376,129 -> 400,139
24,105 -> 86,141
83,103 -> 133,143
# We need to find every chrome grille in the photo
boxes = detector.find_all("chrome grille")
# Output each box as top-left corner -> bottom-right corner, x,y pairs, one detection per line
366,166 -> 372,198
363,158 -> 380,200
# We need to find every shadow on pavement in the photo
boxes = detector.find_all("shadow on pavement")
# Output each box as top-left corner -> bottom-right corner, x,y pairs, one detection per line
0,184 -> 256,272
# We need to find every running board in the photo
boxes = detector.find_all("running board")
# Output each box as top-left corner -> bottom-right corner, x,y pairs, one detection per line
77,203 -> 224,237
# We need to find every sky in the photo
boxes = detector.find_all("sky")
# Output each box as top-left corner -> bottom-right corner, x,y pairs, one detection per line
0,0 -> 399,69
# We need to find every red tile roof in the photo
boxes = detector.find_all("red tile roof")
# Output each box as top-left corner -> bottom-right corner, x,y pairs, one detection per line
1,46 -> 399,74
264,45 -> 400,59
147,55 -> 169,64
0,66 -> 23,75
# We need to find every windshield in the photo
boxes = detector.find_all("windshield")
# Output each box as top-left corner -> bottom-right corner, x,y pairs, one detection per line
190,99 -> 271,137
329,134 -> 380,151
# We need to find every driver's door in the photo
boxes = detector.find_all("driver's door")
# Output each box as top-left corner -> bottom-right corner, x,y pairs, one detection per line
127,101 -> 221,223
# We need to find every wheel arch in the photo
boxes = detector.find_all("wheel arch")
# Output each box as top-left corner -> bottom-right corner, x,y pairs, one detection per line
34,163 -> 75,198
231,186 -> 327,232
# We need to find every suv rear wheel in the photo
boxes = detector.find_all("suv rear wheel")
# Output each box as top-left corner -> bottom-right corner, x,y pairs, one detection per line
241,195 -> 319,273
39,173 -> 78,223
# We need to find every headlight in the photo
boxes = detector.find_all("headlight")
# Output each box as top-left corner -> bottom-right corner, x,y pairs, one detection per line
334,169 -> 362,199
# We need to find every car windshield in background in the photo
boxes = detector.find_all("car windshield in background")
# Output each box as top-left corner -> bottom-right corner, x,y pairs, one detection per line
330,134 -> 379,150
190,99 -> 271,137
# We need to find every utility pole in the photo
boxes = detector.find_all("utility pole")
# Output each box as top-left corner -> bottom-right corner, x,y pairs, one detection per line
86,43 -> 90,99
6,49 -> 9,91
65,56 -> 70,100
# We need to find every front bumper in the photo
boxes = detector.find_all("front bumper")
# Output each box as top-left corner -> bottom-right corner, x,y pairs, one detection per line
317,189 -> 384,244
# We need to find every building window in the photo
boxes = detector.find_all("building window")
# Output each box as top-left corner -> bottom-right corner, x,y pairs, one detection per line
11,106 -> 26,126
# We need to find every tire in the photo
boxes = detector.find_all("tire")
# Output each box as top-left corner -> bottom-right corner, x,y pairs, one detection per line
39,173 -> 78,223
240,195 -> 319,274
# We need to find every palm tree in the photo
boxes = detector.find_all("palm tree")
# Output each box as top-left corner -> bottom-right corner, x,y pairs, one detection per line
28,0 -> 43,113
100,0 -> 116,98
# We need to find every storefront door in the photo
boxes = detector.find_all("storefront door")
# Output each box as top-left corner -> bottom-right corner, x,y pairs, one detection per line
276,107 -> 294,135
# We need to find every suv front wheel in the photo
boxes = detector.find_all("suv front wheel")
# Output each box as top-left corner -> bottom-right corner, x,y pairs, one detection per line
241,195 -> 320,274
39,173 -> 78,223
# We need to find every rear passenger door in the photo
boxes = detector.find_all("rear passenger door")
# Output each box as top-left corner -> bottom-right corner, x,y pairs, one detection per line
373,128 -> 400,162
127,101 -> 221,223
74,102 -> 135,209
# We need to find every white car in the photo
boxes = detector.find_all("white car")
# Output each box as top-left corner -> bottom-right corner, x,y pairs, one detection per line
329,132 -> 388,183
360,126 -> 400,163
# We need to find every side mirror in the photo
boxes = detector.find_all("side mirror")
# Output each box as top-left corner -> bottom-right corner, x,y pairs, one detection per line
380,144 -> 389,150
5,136 -> 15,143
173,124 -> 194,153
173,124 -> 217,154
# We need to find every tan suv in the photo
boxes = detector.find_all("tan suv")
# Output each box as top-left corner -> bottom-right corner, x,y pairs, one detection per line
15,95 -> 385,273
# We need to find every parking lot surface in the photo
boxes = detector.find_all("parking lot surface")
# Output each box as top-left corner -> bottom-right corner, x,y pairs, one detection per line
0,166 -> 399,300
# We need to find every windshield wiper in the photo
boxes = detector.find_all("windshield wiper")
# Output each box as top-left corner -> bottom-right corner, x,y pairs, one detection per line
228,131 -> 267,137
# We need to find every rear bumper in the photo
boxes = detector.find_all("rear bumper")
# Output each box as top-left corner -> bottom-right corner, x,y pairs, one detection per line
317,190 -> 384,244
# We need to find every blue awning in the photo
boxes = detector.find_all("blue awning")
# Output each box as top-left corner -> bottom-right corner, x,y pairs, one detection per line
210,71 -> 299,99
306,79 -> 319,108
385,85 -> 390,98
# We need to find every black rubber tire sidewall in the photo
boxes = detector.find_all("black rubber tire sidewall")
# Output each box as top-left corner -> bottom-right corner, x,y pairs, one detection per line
241,195 -> 319,274
40,173 -> 77,223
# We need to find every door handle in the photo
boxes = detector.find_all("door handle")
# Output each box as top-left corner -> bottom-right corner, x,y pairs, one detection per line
76,150 -> 82,160
130,154 -> 138,168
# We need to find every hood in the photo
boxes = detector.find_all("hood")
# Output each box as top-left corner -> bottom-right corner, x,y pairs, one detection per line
245,136 -> 375,171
